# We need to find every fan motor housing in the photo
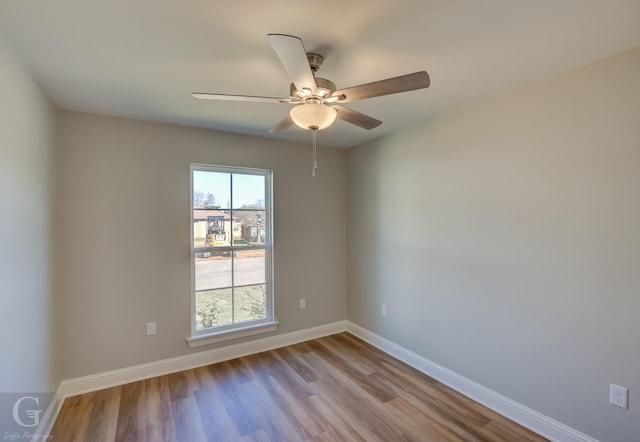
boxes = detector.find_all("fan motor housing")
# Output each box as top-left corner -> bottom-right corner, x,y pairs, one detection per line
290,77 -> 336,101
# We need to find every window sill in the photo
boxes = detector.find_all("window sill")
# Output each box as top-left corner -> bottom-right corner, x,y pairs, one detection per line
186,320 -> 279,348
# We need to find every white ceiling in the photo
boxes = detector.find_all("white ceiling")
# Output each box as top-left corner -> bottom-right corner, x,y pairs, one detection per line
2,0 -> 640,148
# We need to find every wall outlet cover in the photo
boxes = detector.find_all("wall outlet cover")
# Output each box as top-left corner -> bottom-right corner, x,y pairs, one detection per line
610,383 -> 628,409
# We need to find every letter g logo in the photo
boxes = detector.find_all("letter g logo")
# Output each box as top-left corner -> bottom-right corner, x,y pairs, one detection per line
12,396 -> 42,428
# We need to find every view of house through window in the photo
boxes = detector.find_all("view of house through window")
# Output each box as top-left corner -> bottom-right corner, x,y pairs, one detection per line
191,164 -> 273,334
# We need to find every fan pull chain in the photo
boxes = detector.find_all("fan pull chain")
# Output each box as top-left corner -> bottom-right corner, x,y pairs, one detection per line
311,127 -> 318,177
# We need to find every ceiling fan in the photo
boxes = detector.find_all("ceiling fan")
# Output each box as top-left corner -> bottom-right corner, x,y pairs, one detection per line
193,34 -> 430,175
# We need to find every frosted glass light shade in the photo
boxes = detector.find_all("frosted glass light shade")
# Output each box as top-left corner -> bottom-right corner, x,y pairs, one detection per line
290,103 -> 337,130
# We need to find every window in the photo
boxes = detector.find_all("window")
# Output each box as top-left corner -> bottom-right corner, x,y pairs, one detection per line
188,164 -> 276,347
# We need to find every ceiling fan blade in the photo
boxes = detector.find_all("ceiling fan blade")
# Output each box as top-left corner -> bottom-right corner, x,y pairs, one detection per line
332,71 -> 430,103
333,105 -> 382,130
269,114 -> 294,133
192,93 -> 291,103
267,33 -> 317,94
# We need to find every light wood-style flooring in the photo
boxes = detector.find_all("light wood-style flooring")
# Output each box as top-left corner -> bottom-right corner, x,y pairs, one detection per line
50,333 -> 547,441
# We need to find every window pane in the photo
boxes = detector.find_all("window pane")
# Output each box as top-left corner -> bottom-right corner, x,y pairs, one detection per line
234,249 -> 266,286
193,171 -> 230,209
195,255 -> 231,291
234,284 -> 266,323
195,288 -> 232,330
232,174 -> 265,209
234,210 -> 266,245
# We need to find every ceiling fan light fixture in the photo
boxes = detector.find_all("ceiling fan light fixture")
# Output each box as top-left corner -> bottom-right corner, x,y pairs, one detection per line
290,102 -> 337,130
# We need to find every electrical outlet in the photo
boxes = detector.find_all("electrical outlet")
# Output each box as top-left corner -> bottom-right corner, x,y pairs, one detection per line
381,304 -> 387,317
610,384 -> 628,409
299,299 -> 306,309
146,321 -> 156,336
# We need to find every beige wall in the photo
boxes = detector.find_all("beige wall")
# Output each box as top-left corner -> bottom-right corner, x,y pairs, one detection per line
55,111 -> 347,379
347,46 -> 640,441
0,33 -> 57,392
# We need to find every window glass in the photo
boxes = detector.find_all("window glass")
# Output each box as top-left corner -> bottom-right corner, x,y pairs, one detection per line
191,165 -> 273,335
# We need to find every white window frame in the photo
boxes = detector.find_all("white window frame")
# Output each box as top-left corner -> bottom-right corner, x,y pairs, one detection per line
187,164 -> 277,347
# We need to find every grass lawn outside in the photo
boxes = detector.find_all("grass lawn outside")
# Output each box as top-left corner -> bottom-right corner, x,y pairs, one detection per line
195,284 -> 266,330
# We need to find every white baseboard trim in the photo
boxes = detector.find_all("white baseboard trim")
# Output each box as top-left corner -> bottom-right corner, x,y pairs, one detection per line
346,321 -> 598,442
58,320 -> 348,399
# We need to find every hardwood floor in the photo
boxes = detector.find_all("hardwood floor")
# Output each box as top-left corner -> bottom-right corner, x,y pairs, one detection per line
50,333 -> 547,441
